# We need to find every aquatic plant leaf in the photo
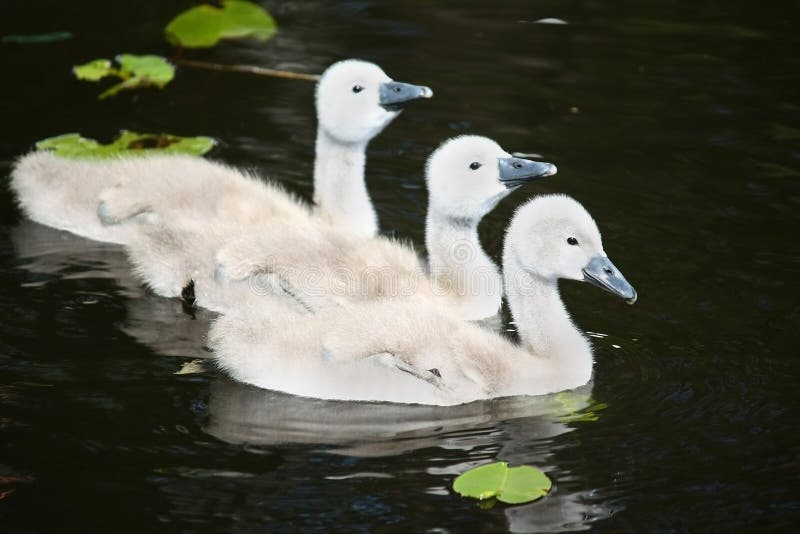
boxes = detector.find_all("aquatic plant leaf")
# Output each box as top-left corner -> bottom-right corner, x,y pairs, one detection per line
453,462 -> 552,505
499,466 -> 553,504
220,0 -> 278,40
454,462 -> 507,500
36,133 -> 101,156
165,5 -> 224,48
35,131 -> 216,159
165,0 -> 277,48
74,55 -> 174,99
116,54 -> 175,86
100,55 -> 175,99
73,59 -> 115,81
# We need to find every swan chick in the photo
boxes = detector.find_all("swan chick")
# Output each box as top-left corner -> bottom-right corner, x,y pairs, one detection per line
210,194 -> 636,405
313,59 -> 432,236
424,135 -> 556,318
210,135 -> 555,318
10,59 -> 432,243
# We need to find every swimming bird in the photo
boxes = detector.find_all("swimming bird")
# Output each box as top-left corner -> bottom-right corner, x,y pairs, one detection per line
10,59 -> 432,244
208,194 -> 637,405
124,136 -> 555,319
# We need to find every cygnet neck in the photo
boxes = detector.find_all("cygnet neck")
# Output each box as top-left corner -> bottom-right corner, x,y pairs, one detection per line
313,129 -> 377,237
502,249 -> 594,388
425,204 -> 503,319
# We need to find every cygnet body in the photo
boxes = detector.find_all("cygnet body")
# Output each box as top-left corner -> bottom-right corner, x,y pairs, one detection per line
209,195 -> 637,406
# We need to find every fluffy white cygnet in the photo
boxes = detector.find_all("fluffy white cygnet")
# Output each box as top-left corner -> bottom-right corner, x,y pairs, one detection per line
209,194 -> 637,406
10,59 -> 432,243
313,59 -> 433,236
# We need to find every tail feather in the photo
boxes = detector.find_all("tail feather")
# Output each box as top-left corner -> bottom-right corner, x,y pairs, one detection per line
11,152 -> 133,244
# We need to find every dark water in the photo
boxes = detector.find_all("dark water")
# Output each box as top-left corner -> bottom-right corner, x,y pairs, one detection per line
1,1 -> 798,531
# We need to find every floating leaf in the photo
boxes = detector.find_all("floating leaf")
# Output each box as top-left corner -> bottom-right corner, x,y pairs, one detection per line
116,54 -> 174,86
35,131 -> 216,159
36,133 -> 102,156
167,6 -> 224,48
73,59 -> 115,81
453,462 -> 552,505
73,55 -> 175,99
220,0 -> 277,40
165,0 -> 278,48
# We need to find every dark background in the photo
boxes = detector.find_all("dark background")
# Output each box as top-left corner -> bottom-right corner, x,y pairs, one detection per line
1,1 -> 798,531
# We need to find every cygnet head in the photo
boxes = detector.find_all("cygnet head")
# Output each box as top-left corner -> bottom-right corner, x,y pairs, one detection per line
316,60 -> 433,145
505,195 -> 637,303
426,135 -> 557,223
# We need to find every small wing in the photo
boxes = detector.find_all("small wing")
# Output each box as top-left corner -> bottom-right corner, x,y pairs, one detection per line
323,349 -> 445,390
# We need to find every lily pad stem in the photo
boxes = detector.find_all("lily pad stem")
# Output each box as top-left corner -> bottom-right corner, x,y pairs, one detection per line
173,58 -> 320,81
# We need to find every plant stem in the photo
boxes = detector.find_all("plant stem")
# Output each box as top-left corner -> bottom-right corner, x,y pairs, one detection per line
173,59 -> 320,82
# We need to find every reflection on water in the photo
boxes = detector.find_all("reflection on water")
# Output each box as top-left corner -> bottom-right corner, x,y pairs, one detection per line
10,221 -> 213,359
205,377 -> 592,457
204,377 -> 615,532
11,220 -> 136,290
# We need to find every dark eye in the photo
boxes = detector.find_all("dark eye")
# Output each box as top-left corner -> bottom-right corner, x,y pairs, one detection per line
567,237 -> 579,246
352,85 -> 364,93
469,162 -> 482,170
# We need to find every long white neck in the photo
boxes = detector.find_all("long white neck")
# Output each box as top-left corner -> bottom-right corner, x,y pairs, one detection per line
425,206 -> 502,320
313,129 -> 377,237
502,249 -> 594,392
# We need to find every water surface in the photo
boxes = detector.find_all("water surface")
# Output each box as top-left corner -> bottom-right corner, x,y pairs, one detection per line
1,1 -> 798,531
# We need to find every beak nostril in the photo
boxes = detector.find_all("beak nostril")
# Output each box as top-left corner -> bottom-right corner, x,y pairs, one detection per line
604,267 -> 613,275
394,87 -> 401,92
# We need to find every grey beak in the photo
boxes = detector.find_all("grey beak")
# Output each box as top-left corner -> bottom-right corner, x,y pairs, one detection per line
582,255 -> 638,304
379,82 -> 433,111
498,157 -> 557,189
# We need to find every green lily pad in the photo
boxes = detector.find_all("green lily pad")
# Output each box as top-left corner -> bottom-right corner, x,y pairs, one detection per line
73,54 -> 175,99
165,0 -> 277,48
35,131 -> 216,159
116,54 -> 174,86
73,59 -> 114,81
453,462 -> 552,505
